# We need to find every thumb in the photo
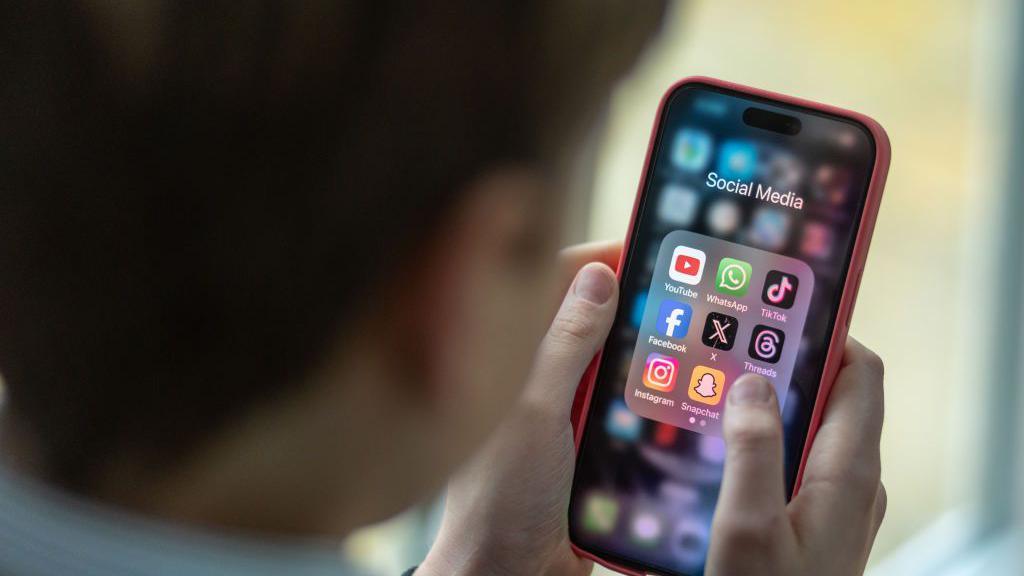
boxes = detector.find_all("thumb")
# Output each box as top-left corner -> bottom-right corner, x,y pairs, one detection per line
708,374 -> 789,569
524,262 -> 618,420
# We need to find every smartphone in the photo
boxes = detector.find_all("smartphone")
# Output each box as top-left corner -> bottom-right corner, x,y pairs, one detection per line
568,77 -> 890,576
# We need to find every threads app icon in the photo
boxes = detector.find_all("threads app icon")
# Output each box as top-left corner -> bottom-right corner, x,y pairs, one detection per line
749,325 -> 785,364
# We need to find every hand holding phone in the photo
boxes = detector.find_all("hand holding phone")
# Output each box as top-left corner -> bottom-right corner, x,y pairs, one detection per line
419,246 -> 622,576
706,344 -> 885,576
418,245 -> 885,576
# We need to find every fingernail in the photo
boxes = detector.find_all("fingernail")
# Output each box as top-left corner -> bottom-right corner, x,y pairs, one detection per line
728,374 -> 772,405
574,264 -> 614,304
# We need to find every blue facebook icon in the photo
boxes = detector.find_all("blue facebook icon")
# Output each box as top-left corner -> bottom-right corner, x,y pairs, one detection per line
656,299 -> 693,339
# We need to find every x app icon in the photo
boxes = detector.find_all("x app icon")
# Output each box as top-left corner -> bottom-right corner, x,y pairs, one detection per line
701,312 -> 738,351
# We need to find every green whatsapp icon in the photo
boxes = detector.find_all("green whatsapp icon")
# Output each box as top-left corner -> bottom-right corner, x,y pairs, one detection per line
715,257 -> 752,296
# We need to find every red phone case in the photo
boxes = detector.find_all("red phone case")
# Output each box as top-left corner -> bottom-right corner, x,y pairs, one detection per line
568,76 -> 891,576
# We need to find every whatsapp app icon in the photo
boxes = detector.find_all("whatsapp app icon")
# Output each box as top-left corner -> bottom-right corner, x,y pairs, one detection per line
715,257 -> 752,297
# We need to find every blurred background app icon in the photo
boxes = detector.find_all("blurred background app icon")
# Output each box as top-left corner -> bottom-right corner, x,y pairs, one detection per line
811,163 -> 852,207
653,423 -> 678,448
715,139 -> 758,180
705,199 -> 742,236
759,148 -> 804,191
747,207 -> 791,250
658,184 -> 700,226
605,399 -> 642,442
629,509 -> 665,548
582,492 -> 620,535
800,221 -> 834,260
670,514 -> 711,569
671,128 -> 713,172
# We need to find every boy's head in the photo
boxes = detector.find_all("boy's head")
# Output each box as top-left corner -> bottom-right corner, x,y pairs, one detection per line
0,1 -> 663,531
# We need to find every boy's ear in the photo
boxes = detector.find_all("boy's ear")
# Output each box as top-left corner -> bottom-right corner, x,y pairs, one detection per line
379,167 -> 556,404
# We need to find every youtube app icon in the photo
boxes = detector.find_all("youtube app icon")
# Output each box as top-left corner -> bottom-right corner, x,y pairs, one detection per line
668,245 -> 706,285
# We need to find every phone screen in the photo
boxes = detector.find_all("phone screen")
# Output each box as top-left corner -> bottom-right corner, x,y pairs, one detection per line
569,82 -> 877,575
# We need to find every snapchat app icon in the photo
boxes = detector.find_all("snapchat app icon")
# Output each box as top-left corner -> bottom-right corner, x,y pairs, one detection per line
687,365 -> 726,406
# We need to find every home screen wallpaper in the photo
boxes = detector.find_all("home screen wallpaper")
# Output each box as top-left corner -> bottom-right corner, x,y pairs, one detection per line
569,83 -> 875,576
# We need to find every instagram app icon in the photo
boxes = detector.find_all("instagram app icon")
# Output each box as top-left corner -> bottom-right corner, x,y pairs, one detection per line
642,353 -> 678,392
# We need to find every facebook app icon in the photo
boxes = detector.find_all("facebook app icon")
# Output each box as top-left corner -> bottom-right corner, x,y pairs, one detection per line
656,299 -> 693,340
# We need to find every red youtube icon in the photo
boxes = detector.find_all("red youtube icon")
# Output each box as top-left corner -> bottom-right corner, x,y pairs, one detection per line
674,255 -> 700,276
668,245 -> 706,285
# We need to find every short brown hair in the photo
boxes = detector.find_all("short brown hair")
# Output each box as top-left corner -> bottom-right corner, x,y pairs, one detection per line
0,1 -> 663,489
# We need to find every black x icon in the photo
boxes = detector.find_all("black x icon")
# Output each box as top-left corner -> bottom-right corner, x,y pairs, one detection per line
701,312 -> 738,351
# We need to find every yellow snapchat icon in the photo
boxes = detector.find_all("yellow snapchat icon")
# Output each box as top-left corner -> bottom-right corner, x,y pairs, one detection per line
687,365 -> 726,406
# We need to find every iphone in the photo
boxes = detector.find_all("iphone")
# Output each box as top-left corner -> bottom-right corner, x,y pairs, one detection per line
568,77 -> 890,576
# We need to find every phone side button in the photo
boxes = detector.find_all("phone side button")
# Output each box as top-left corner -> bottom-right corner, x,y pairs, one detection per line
845,268 -> 864,327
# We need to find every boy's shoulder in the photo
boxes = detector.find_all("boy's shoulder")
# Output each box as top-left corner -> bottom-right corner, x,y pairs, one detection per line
0,464 -> 365,576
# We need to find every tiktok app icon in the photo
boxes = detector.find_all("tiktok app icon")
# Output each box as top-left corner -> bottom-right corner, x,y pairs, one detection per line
762,270 -> 799,309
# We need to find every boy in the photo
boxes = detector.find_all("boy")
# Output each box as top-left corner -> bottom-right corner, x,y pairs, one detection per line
0,3 -> 885,575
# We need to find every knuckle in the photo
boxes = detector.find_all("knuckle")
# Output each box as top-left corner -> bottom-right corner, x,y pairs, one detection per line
844,465 -> 883,509
804,461 -> 881,518
727,416 -> 781,451
547,306 -> 597,347
851,479 -> 881,512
